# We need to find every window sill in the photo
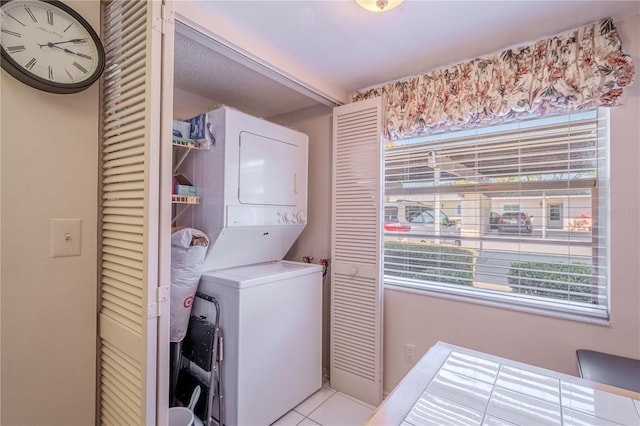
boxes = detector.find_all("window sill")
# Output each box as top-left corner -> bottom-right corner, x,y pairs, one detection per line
383,278 -> 611,326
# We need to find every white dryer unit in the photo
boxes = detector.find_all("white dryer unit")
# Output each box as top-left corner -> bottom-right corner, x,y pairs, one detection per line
192,260 -> 323,426
189,106 -> 309,271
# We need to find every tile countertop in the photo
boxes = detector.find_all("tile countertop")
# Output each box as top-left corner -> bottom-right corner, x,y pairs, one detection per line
366,342 -> 640,426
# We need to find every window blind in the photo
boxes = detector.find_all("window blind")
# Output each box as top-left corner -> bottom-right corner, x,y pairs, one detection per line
383,110 -> 609,320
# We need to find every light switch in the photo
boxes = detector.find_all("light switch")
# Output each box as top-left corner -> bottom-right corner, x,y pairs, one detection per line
51,218 -> 82,258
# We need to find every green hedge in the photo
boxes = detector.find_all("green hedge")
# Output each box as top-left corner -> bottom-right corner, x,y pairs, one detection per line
507,262 -> 594,303
384,241 -> 476,286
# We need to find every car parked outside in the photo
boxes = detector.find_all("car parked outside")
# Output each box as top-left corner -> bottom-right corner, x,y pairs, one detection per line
384,221 -> 411,232
384,201 -> 461,245
498,212 -> 533,233
489,212 -> 500,229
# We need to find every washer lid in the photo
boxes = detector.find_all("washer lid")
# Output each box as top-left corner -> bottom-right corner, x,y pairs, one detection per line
201,260 -> 321,289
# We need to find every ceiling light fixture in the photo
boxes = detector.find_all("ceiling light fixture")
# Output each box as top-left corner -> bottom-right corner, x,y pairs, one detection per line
356,0 -> 403,12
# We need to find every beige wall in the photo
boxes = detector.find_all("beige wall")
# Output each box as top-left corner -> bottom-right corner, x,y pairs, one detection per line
0,1 -> 99,424
382,13 -> 640,393
272,105 -> 334,375
173,86 -> 219,120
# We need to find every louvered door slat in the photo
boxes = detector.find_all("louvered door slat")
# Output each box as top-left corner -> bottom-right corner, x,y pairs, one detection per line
104,13 -> 145,46
330,97 -> 384,406
103,0 -> 144,27
104,108 -> 146,129
102,269 -> 143,293
103,162 -> 145,177
102,132 -> 146,150
102,199 -> 145,209
104,90 -> 145,116
103,82 -> 145,106
102,221 -> 145,233
102,247 -> 143,263
102,276 -> 144,299
103,146 -> 145,162
103,214 -> 144,226
102,282 -> 143,306
103,190 -> 146,200
105,29 -> 146,58
103,118 -> 146,138
103,230 -> 144,244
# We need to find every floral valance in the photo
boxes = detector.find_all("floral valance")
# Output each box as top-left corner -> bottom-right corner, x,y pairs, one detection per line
352,18 -> 635,140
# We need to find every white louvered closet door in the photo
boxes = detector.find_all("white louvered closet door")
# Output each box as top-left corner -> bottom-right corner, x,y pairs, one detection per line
99,1 -> 173,425
331,97 -> 384,407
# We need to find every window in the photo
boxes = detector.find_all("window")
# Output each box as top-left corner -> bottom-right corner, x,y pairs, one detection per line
383,110 -> 609,321
384,206 -> 399,222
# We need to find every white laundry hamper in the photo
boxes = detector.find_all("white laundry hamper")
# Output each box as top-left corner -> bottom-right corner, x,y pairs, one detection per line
168,406 -> 194,426
170,227 -> 209,343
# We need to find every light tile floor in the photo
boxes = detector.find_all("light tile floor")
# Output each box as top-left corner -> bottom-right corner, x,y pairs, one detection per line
271,383 -> 376,426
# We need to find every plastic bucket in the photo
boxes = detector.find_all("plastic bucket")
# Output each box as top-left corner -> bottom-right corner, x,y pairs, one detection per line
169,407 -> 194,426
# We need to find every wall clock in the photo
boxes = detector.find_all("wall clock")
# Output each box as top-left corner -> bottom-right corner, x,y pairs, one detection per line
0,0 -> 105,94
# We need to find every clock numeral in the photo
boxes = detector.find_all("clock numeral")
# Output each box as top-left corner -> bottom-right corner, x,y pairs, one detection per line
76,52 -> 92,60
63,23 -> 72,33
65,68 -> 73,81
72,61 -> 87,74
46,10 -> 53,25
25,57 -> 37,70
6,45 -> 26,53
1,29 -> 22,38
48,66 -> 53,80
24,7 -> 37,23
7,13 -> 26,27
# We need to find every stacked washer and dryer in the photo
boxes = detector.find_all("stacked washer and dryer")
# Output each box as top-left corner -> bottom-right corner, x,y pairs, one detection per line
184,107 -> 322,426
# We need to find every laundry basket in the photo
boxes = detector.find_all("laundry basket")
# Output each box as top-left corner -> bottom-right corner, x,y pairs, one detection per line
168,407 -> 194,426
170,227 -> 209,343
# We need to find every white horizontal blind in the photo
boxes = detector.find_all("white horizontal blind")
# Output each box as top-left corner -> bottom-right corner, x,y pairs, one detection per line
331,97 -> 384,406
383,110 -> 609,320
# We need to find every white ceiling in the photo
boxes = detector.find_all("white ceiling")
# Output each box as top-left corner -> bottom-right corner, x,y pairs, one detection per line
174,0 -> 640,118
174,24 -> 323,118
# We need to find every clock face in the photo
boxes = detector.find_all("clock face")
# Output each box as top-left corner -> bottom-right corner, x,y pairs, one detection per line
0,0 -> 105,93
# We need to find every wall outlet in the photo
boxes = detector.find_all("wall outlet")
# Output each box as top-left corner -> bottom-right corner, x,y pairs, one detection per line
404,343 -> 416,364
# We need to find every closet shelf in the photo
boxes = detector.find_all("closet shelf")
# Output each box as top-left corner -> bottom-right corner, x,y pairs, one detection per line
172,136 -> 206,226
172,194 -> 199,225
172,137 -> 202,149
172,194 -> 200,204
172,138 -> 208,174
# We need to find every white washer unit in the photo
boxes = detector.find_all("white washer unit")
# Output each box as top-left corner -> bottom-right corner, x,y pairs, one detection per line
192,261 -> 322,426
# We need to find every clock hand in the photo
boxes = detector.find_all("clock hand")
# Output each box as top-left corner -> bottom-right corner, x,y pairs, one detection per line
38,39 -> 88,48
48,44 -> 92,59
55,38 -> 87,45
